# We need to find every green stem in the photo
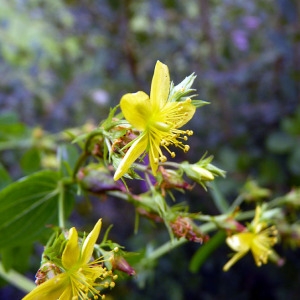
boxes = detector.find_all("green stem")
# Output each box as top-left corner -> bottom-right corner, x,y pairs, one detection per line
209,181 -> 229,213
161,161 -> 181,169
0,262 -> 36,293
58,181 -> 65,228
142,221 -> 219,264
267,196 -> 287,208
228,194 -> 245,211
144,238 -> 187,263
72,151 -> 89,180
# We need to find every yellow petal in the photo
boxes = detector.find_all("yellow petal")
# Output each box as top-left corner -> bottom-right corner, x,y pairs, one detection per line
161,100 -> 195,127
148,134 -> 160,175
58,283 -> 73,300
176,101 -> 195,126
150,61 -> 170,111
80,219 -> 102,265
226,232 -> 253,252
62,227 -> 80,269
120,91 -> 151,130
22,273 -> 68,300
223,250 -> 248,272
114,133 -> 148,180
250,235 -> 271,266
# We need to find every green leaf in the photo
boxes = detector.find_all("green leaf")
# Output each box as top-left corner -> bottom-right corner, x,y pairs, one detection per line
191,100 -> 210,108
0,170 -> 74,249
0,163 -> 12,189
21,148 -> 41,174
189,231 -> 226,273
266,131 -> 295,154
0,244 -> 33,272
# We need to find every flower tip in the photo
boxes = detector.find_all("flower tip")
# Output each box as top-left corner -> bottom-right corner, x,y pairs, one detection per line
92,219 -> 102,237
113,173 -> 120,181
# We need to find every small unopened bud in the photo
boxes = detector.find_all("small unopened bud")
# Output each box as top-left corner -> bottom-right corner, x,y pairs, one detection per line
110,256 -> 136,276
77,164 -> 125,194
190,165 -> 214,181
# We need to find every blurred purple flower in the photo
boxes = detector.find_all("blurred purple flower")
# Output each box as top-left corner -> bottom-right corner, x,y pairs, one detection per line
243,16 -> 261,30
231,29 -> 249,51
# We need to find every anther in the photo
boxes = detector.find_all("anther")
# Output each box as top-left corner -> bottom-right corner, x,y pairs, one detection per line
171,152 -> 175,158
184,145 -> 190,152
160,156 -> 167,162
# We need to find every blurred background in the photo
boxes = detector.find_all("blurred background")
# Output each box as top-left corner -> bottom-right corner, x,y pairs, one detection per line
0,0 -> 299,299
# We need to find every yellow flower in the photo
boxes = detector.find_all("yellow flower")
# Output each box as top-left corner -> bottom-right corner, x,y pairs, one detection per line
23,219 -> 117,300
223,206 -> 278,271
114,60 -> 196,180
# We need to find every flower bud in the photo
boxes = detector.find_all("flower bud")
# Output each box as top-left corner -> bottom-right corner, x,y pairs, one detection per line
241,179 -> 271,202
77,164 -> 125,194
110,255 -> 136,276
35,262 -> 61,285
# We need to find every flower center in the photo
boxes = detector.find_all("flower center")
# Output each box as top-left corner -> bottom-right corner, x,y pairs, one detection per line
149,99 -> 194,163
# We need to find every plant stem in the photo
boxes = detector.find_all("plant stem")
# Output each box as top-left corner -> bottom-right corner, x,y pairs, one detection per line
58,181 -> 65,228
0,262 -> 36,293
72,151 -> 89,180
144,238 -> 187,263
142,221 -> 220,264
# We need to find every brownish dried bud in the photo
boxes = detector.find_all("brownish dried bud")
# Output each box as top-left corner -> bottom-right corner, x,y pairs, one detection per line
157,167 -> 193,196
170,216 -> 208,243
35,262 -> 61,286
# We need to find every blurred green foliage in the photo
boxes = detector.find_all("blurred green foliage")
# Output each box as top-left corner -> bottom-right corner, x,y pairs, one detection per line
0,0 -> 299,299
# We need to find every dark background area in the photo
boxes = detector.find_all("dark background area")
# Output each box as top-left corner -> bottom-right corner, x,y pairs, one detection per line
0,0 -> 299,299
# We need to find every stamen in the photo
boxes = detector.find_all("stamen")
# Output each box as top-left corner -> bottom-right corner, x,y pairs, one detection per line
160,155 -> 167,162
